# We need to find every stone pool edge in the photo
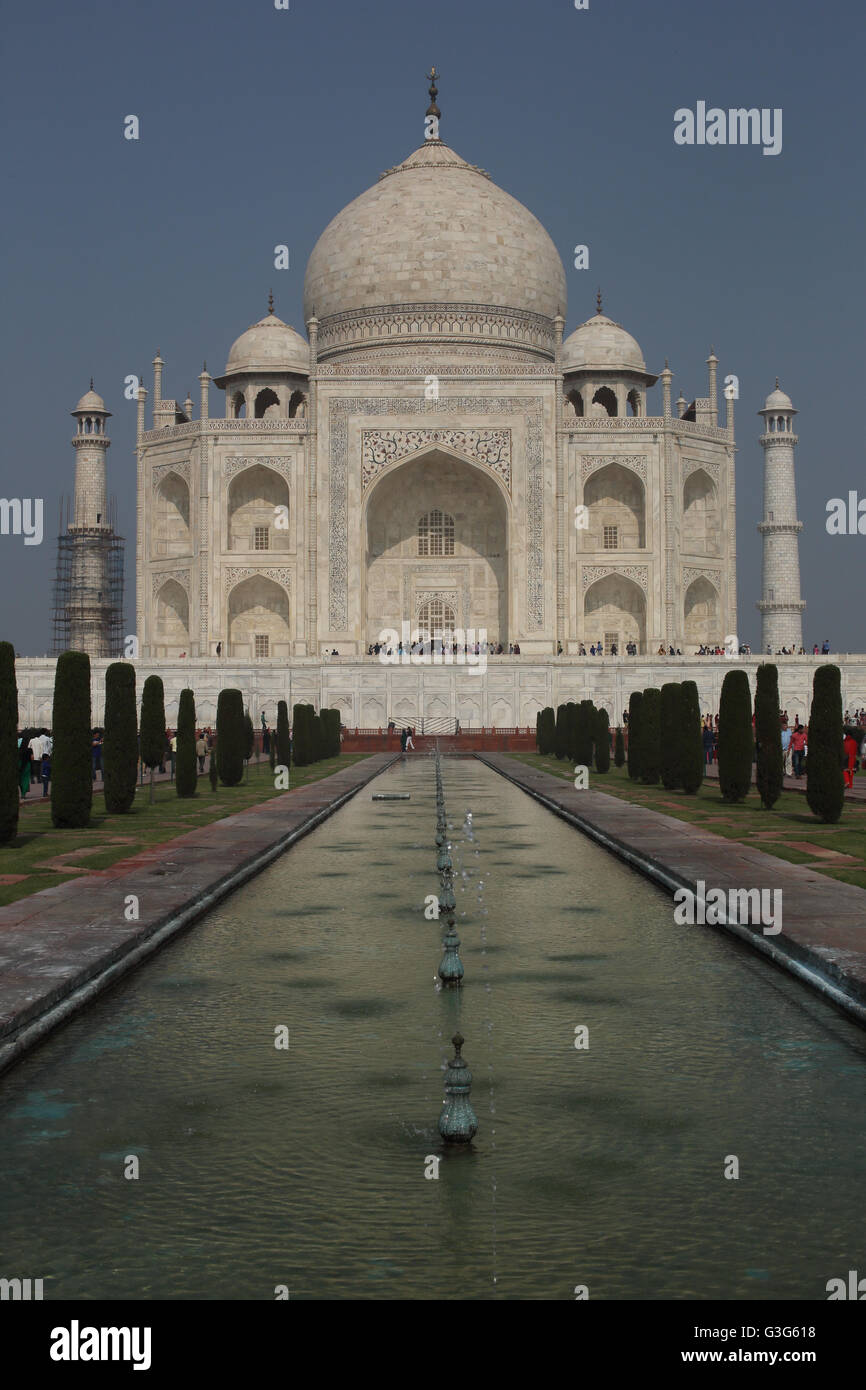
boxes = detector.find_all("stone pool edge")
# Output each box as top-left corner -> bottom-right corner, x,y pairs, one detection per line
478,753 -> 866,1028
0,753 -> 398,1075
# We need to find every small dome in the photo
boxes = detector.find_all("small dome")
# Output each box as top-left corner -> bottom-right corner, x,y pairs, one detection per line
561,312 -> 646,374
762,381 -> 795,411
224,311 -> 309,377
73,385 -> 108,414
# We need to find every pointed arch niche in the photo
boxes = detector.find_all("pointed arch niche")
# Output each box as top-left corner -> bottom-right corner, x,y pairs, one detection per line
363,447 -> 509,649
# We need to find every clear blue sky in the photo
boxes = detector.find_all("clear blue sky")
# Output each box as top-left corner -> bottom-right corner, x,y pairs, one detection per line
2,0 -> 864,654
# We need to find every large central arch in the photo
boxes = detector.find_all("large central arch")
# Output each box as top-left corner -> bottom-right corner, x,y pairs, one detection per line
363,448 -> 509,647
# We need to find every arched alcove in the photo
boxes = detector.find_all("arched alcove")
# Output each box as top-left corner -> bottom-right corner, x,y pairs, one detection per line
154,472 -> 191,557
684,576 -> 720,647
154,580 -> 189,654
592,386 -> 618,417
584,573 -> 646,653
227,575 -> 290,658
227,464 -> 290,552
683,470 -> 721,556
254,388 -> 280,419
583,463 -> 646,550
364,448 -> 508,648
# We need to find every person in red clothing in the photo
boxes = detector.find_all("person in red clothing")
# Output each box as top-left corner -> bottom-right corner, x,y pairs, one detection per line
843,731 -> 858,790
791,724 -> 807,778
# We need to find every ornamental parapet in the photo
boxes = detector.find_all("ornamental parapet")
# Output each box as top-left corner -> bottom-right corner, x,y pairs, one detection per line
141,419 -> 308,443
757,521 -> 804,534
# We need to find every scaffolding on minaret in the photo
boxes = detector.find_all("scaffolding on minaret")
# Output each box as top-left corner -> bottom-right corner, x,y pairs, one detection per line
51,495 -> 125,657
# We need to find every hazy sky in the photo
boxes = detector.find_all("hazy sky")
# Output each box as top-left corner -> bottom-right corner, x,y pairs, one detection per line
2,0 -> 864,655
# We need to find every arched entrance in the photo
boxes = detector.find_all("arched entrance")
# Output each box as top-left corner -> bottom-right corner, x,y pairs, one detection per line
363,449 -> 509,648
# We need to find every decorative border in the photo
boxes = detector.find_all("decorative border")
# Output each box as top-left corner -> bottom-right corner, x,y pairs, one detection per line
581,454 -> 647,484
153,460 -> 190,487
152,568 -> 190,599
328,395 -> 544,632
682,457 -> 720,486
362,428 -> 511,491
223,455 -> 294,483
683,567 -> 722,591
582,565 -> 648,593
223,566 -> 293,596
414,589 -> 460,619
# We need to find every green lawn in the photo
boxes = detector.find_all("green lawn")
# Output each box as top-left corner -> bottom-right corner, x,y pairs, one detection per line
0,755 -> 370,908
506,753 -> 866,889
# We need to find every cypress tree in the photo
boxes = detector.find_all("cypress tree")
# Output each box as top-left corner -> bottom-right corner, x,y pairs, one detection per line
718,669 -> 753,803
140,674 -> 166,806
566,701 -> 578,761
755,664 -> 784,810
806,664 -> 845,824
217,689 -> 245,786
209,742 -> 219,792
627,691 -> 643,781
292,703 -> 309,767
538,706 -> 555,756
243,709 -> 255,780
614,726 -> 625,768
535,711 -> 541,752
594,707 -> 611,773
327,709 -> 342,757
276,699 -> 291,770
0,641 -> 20,844
660,682 -> 681,790
176,688 -> 198,798
574,700 -> 595,768
640,688 -> 662,785
103,661 -> 138,814
51,650 -> 93,829
679,680 -> 704,795
554,703 -> 568,759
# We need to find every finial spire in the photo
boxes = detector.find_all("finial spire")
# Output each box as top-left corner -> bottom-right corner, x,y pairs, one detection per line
775,376 -> 780,389
596,288 -> 603,315
90,376 -> 94,390
268,288 -> 275,315
426,66 -> 441,119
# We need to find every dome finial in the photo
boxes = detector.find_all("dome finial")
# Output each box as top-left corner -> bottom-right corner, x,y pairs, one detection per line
426,65 -> 441,120
596,288 -> 603,315
268,288 -> 275,315
90,376 -> 94,390
775,376 -> 780,390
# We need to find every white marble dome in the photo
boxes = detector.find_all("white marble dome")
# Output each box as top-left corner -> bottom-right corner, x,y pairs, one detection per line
73,385 -> 108,413
303,140 -> 567,325
762,382 -> 795,411
561,313 -> 647,375
224,311 -> 309,377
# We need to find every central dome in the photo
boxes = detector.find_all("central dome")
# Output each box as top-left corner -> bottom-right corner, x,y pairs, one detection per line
303,140 -> 566,347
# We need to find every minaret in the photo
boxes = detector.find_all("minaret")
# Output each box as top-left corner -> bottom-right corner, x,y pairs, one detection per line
53,383 -> 124,656
757,381 -> 805,652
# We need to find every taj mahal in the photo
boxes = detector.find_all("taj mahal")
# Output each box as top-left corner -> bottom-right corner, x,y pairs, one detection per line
15,83 -> 866,729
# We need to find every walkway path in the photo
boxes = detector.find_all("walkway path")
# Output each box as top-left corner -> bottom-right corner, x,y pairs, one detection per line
480,754 -> 866,1026
0,753 -> 396,1073
703,760 -> 866,801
